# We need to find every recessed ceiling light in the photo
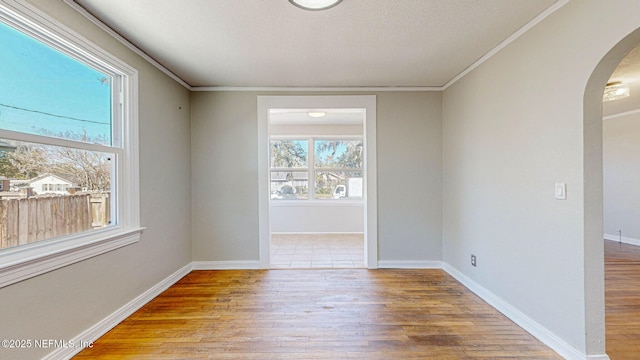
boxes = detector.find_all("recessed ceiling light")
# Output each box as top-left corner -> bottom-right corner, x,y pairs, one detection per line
289,0 -> 342,11
307,111 -> 326,118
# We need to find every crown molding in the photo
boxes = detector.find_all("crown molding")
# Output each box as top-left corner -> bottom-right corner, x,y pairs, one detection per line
65,0 -> 569,93
63,0 -> 192,90
442,0 -> 570,90
190,86 -> 442,92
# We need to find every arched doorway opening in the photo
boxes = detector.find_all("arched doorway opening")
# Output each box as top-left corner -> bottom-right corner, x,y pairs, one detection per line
584,27 -> 640,358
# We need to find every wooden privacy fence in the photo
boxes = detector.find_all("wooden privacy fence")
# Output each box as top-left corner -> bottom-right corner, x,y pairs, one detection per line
0,193 -> 110,250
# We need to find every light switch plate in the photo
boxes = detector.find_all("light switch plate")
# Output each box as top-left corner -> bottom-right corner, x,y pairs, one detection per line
555,182 -> 566,200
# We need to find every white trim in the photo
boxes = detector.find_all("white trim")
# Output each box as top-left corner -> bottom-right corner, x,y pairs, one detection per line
258,96 -> 378,270
192,261 -> 261,270
271,232 -> 364,235
42,263 -> 192,360
63,0 -> 191,90
378,260 -> 443,269
442,0 -> 570,90
363,98 -> 378,269
194,86 -> 442,92
0,227 -> 143,289
270,200 -> 364,207
0,129 -> 121,154
63,1 -> 567,91
119,71 -> 141,229
269,136 -> 364,202
258,98 -> 271,269
39,260 -> 610,360
441,263 -> 602,360
604,234 -> 640,247
0,0 -> 141,288
603,107 -> 640,121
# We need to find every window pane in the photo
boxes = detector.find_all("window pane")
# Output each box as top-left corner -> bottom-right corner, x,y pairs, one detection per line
314,140 -> 363,169
0,139 -> 114,251
0,22 -> 112,145
270,171 -> 308,200
270,140 -> 307,168
315,171 -> 363,199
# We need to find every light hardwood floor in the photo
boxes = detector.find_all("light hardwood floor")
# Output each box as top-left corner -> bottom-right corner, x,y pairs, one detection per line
605,240 -> 640,360
72,242 -> 640,359
74,269 -> 560,359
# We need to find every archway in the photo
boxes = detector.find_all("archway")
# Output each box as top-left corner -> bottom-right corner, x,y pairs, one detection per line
583,27 -> 640,356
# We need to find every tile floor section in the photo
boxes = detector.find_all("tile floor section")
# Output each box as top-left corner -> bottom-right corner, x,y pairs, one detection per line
270,233 -> 365,269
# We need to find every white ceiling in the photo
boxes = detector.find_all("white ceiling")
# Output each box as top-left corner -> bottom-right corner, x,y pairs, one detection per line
73,0 -> 559,88
270,109 -> 364,125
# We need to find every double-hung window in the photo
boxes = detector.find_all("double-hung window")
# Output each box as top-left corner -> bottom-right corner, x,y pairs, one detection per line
0,2 -> 140,287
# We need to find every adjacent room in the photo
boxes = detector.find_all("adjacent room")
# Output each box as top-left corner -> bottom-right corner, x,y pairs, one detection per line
602,43 -> 640,359
0,0 -> 639,359
268,108 -> 366,269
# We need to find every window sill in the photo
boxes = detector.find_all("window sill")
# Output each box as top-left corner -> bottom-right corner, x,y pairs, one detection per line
0,226 -> 144,288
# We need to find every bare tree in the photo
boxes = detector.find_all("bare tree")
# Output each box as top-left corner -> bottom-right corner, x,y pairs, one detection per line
0,130 -> 111,191
8,143 -> 48,179
52,148 -> 110,191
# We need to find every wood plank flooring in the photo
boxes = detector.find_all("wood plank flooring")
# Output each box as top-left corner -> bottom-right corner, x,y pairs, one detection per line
74,269 -> 560,359
605,240 -> 640,359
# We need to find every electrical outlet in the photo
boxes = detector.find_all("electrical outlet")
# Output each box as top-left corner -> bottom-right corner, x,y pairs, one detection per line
471,254 -> 477,267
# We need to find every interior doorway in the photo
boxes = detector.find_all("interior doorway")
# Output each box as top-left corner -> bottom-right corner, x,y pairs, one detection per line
601,42 -> 640,359
257,96 -> 378,269
584,26 -> 640,358
268,109 -> 365,268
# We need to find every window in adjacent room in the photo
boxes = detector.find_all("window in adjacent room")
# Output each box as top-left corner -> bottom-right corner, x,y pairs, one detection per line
269,138 -> 363,200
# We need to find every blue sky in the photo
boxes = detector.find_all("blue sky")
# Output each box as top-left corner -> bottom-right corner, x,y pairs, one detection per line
0,21 -> 111,145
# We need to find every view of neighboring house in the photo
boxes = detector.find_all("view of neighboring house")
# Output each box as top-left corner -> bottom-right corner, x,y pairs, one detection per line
270,171 -> 308,197
26,173 -> 74,195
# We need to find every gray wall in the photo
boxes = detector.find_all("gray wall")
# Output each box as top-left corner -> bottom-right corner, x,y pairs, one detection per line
4,1 -> 637,358
442,0 -> 640,355
191,91 -> 442,262
0,1 -> 192,359
604,112 -> 640,241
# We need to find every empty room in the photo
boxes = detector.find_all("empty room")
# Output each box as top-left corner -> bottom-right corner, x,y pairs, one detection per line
0,1 -> 639,359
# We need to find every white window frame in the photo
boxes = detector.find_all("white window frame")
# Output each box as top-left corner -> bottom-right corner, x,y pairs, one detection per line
311,136 -> 364,201
269,136 -> 364,203
0,0 -> 142,288
269,138 -> 310,200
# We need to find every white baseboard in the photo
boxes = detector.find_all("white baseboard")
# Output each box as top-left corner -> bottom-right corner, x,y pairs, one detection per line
441,263 -> 606,360
604,233 -> 640,247
271,232 -> 365,235
377,260 -> 443,269
192,260 -> 261,270
43,259 -> 610,360
42,263 -> 193,360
